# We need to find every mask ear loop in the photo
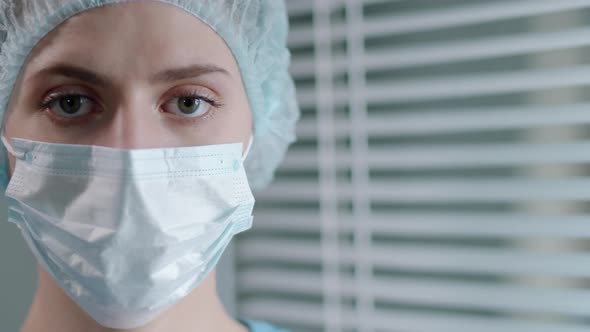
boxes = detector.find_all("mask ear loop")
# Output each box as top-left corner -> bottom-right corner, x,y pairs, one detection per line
1,134 -> 24,159
242,135 -> 254,162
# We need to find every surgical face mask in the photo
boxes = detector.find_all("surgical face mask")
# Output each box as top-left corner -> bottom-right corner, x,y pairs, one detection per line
1,135 -> 255,329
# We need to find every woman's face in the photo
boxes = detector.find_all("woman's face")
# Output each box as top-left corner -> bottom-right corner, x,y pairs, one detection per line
3,1 -> 253,174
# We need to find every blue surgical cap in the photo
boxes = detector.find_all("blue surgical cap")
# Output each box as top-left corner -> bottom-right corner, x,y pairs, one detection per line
0,0 -> 299,190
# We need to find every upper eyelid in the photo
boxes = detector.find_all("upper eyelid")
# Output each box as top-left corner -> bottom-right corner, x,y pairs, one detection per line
43,87 -> 96,103
162,86 -> 221,105
165,94 -> 216,105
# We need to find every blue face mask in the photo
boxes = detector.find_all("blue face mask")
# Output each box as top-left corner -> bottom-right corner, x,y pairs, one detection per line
1,135 -> 255,329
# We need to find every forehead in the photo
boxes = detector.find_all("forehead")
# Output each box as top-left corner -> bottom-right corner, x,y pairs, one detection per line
21,1 -> 240,81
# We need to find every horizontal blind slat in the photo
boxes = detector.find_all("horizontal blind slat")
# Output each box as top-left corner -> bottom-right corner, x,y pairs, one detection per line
363,0 -> 590,36
285,0 -> 314,16
369,178 -> 590,202
242,301 -> 590,332
367,142 -> 590,169
296,103 -> 590,140
257,178 -> 590,202
367,66 -> 590,104
253,212 -> 590,238
291,55 -> 348,78
238,270 -> 590,316
239,240 -> 590,277
365,27 -> 590,71
372,308 -> 590,332
241,300 -> 326,327
370,245 -> 590,278
284,141 -> 590,170
363,103 -> 590,137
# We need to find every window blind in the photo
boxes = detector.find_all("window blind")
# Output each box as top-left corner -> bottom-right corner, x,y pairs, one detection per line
234,1 -> 590,331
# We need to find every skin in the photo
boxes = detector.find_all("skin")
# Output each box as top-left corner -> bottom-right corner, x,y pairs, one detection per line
3,2 -> 252,332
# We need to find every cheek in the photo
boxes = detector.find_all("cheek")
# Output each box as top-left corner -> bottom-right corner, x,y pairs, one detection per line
3,82 -> 43,140
197,87 -> 252,144
231,90 -> 253,134
198,107 -> 251,145
224,104 -> 252,140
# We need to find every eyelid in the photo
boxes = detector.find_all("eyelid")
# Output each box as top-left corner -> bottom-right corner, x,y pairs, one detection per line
40,86 -> 98,108
163,86 -> 221,105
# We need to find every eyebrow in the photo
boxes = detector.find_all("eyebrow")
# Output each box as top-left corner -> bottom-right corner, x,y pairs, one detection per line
150,64 -> 230,83
33,63 -> 230,86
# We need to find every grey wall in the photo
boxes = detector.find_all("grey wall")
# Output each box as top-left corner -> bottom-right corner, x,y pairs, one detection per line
0,200 -> 36,332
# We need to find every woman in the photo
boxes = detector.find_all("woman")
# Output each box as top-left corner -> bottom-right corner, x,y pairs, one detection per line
0,1 -> 298,331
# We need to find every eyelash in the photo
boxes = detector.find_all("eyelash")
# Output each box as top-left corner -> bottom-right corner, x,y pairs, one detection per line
170,89 -> 222,108
38,88 -> 223,126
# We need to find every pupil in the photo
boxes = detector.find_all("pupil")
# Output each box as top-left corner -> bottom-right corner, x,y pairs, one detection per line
60,96 -> 81,114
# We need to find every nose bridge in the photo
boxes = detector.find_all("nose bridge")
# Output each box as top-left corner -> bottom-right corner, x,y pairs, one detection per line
104,90 -> 154,150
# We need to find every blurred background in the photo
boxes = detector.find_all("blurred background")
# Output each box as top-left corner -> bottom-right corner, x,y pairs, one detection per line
5,0 -> 590,331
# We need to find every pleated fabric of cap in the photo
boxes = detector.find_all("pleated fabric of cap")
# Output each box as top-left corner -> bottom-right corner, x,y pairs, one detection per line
0,0 -> 300,191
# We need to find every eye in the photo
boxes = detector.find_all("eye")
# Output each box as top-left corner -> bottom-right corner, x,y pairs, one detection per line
45,95 -> 94,118
163,96 -> 212,118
